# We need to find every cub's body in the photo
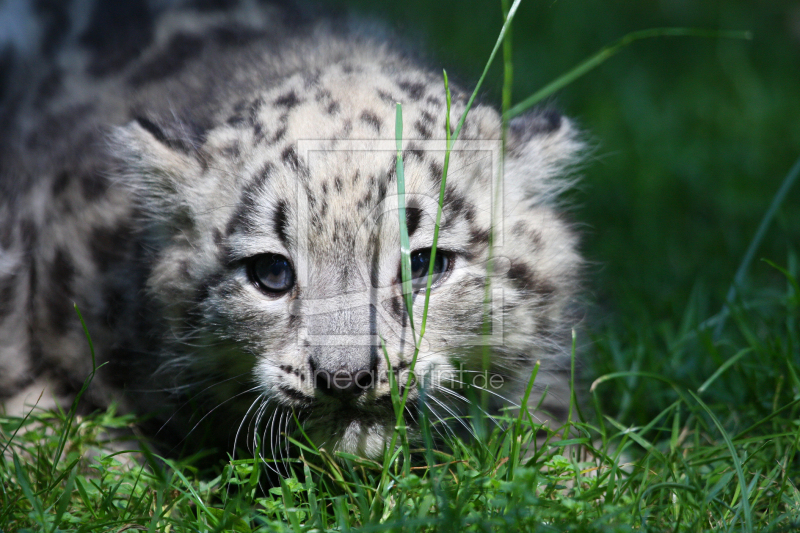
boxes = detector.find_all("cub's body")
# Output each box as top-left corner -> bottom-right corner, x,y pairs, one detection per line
0,1 -> 581,458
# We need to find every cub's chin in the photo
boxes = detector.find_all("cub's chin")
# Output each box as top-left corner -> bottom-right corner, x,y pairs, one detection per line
305,417 -> 397,459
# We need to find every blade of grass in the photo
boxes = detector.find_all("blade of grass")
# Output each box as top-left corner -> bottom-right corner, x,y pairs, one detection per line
451,0 -> 521,143
14,452 -> 45,526
509,361 -> 541,476
392,2 -> 525,449
713,154 -> 800,339
697,348 -> 752,394
48,467 -> 75,533
395,102 -> 415,336
690,391 -> 753,533
506,28 -> 751,119
51,304 -> 106,476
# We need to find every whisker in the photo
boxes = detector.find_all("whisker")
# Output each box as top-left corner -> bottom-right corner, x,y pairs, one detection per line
443,376 -> 520,408
232,392 -> 266,461
428,394 -> 477,439
251,399 -> 271,454
167,384 -> 261,451
422,402 -> 459,444
261,409 -> 282,476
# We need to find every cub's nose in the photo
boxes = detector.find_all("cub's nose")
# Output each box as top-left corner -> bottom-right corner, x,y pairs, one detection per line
313,367 -> 375,398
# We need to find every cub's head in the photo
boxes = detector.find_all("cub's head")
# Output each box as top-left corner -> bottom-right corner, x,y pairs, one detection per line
114,60 -> 582,459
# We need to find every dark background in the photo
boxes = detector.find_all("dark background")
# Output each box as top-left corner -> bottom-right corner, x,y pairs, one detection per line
331,0 -> 800,327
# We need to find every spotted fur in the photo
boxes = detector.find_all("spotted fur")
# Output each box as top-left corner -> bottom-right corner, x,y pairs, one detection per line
0,0 -> 582,459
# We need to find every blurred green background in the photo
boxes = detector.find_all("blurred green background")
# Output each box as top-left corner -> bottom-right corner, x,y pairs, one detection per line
332,0 -> 800,327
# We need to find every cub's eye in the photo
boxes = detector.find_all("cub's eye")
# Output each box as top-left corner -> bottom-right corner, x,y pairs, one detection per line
248,253 -> 295,294
408,248 -> 451,290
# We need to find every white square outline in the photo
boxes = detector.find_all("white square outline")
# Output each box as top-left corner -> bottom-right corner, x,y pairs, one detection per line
292,139 -> 506,347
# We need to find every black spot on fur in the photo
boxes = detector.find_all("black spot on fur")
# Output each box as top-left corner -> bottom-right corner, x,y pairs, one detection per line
129,33 -> 205,87
327,101 -> 340,115
247,97 -> 264,125
274,201 -> 289,244
377,179 -> 388,203
469,226 -> 490,245
398,81 -> 425,101
377,90 -> 395,104
334,176 -> 343,193
443,186 -> 466,219
222,141 -> 241,158
51,171 -> 70,197
429,160 -> 443,184
281,145 -> 300,169
463,204 -> 476,223
253,122 -> 264,142
134,116 -> 193,154
534,109 -> 563,134
414,120 -> 432,139
80,2 -> 154,76
226,188 -> 258,237
80,172 -> 109,200
47,248 -> 76,334
406,204 -> 422,237
403,144 -> 424,161
279,385 -> 313,403
0,273 -> 16,319
389,295 -> 403,319
360,111 -> 381,133
507,262 -> 533,291
227,113 -> 246,127
274,91 -> 300,108
269,125 -> 287,144
425,95 -> 441,106
507,262 -> 556,297
226,162 -> 273,236
256,162 -> 275,186
512,221 -> 543,247
420,110 -> 435,124
90,223 -> 132,271
508,109 -> 564,153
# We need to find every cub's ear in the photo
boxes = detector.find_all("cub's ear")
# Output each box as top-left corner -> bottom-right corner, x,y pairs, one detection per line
110,117 -> 209,230
504,108 -> 584,204
111,117 -> 204,203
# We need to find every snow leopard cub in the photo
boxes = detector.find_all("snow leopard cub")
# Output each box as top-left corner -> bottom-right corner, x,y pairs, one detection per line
0,1 -> 582,459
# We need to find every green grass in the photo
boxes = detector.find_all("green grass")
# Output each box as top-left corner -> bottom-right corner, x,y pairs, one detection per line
3,1 -> 800,531
2,276 -> 798,531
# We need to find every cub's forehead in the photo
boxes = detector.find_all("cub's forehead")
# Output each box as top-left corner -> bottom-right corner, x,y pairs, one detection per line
208,65 -> 460,157
214,66 -> 500,252
223,143 -> 476,254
